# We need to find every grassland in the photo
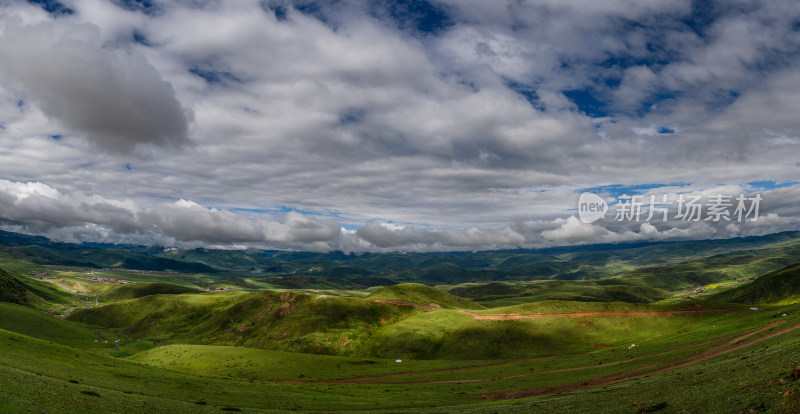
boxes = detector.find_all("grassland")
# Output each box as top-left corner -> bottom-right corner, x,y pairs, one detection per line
367,282 -> 485,309
3,300 -> 800,412
711,263 -> 800,305
3,230 -> 800,412
0,303 -> 98,348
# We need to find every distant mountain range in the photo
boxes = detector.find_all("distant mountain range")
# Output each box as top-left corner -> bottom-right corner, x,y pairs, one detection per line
2,229 -> 800,291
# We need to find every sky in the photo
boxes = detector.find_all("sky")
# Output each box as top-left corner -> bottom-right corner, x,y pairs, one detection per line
1,0 -> 800,252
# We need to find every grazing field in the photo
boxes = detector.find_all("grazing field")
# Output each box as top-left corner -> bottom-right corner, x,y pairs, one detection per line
3,230 -> 800,412
367,282 -> 485,309
0,303 -> 98,348
3,304 -> 800,413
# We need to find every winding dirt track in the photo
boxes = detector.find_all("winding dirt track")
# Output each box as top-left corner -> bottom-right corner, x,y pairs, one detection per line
458,308 -> 738,320
277,330 -> 742,384
477,319 -> 800,400
366,298 -> 440,309
273,319 -> 799,393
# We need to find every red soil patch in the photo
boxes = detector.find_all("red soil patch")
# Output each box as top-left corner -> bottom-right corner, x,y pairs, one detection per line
273,324 -> 767,385
476,320 -> 800,400
458,308 -> 737,320
366,298 -> 440,311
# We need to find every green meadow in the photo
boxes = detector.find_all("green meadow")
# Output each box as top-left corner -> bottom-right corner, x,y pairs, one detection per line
3,229 -> 800,412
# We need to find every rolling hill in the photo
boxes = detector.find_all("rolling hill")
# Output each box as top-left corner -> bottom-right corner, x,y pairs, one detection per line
710,262 -> 800,304
0,302 -> 98,348
446,279 -> 670,307
68,290 -> 423,356
0,266 -> 72,308
100,282 -> 202,301
0,230 -> 218,273
4,228 -> 800,291
3,230 -> 800,412
367,282 -> 484,309
0,267 -> 27,304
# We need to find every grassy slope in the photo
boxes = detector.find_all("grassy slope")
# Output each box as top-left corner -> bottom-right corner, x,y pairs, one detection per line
0,267 -> 26,304
475,299 -> 679,314
0,266 -> 73,310
70,288 -> 658,359
0,328 -> 363,413
3,272 -> 800,412
129,344 -> 481,381
446,279 -> 670,307
68,290 -> 421,356
454,316 -> 800,414
149,230 -> 800,287
98,282 -> 202,301
68,287 -> 757,361
5,228 -> 800,291
367,283 -> 484,309
132,308 -> 776,383
46,268 -> 218,290
444,238 -> 800,307
711,263 -> 800,304
616,237 -> 800,291
367,305 -> 749,360
3,314 -> 799,413
0,303 -> 97,349
4,305 -> 797,413
6,231 -> 800,411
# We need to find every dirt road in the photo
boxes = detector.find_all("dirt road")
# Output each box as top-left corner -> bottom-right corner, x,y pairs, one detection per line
273,319 -> 797,391
458,308 -> 738,320
366,298 -> 440,309
476,320 -> 799,400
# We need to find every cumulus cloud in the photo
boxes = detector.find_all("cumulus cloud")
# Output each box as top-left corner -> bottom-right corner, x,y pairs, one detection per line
0,17 -> 189,154
144,201 -> 341,244
0,1 -> 800,251
356,222 -> 525,249
357,223 -> 425,248
541,216 -> 620,242
0,179 -> 338,246
0,178 -> 798,251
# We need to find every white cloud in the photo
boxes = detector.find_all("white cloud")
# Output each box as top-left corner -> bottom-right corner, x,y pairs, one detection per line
541,216 -> 618,242
0,16 -> 189,154
0,179 -> 339,246
0,1 -> 799,251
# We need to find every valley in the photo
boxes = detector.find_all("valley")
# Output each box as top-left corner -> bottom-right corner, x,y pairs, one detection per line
2,229 -> 800,412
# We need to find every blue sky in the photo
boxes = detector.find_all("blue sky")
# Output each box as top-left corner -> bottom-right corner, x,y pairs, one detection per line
1,0 -> 800,250
581,183 -> 691,200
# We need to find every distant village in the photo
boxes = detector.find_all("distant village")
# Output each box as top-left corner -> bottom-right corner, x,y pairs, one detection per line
31,270 -> 134,284
76,275 -> 134,284
203,286 -> 235,292
30,270 -> 237,292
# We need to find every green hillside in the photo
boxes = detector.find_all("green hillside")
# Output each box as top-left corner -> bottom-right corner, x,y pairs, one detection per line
367,283 -> 484,309
129,344 -> 477,381
0,267 -> 27,304
68,287 -> 749,360
6,228 -> 800,411
68,291 -> 420,356
4,310 -> 800,413
0,328 -> 360,413
100,282 -> 202,301
711,263 -> 800,304
3,235 -> 800,411
0,266 -> 72,308
4,228 -> 800,289
0,303 -> 98,348
0,230 -> 218,273
447,279 -> 670,307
